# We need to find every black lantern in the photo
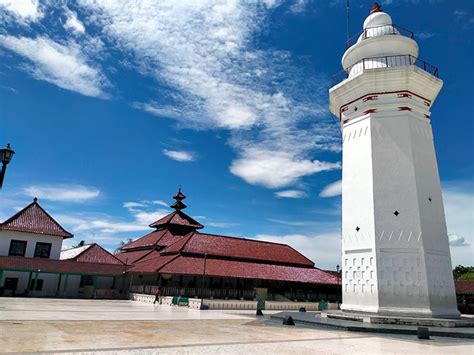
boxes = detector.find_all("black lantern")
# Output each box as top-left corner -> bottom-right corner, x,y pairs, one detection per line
0,143 -> 15,189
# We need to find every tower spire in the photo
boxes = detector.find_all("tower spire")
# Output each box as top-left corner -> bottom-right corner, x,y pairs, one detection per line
171,188 -> 187,211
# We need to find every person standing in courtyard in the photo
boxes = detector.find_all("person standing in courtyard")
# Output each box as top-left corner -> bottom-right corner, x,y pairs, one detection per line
154,287 -> 161,304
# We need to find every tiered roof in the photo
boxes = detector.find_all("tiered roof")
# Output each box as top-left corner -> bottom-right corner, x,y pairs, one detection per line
0,198 -> 73,238
117,190 -> 337,285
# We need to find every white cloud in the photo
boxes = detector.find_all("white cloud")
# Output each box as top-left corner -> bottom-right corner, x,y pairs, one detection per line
319,179 -> 342,198
417,32 -> 435,40
122,199 -> 170,225
449,234 -> 469,247
79,1 -> 339,189
132,209 -> 169,225
123,202 -> 146,209
0,35 -> 107,97
290,0 -> 308,13
443,184 -> 474,266
151,200 -> 169,207
63,6 -> 85,34
162,149 -> 195,162
0,0 -> 42,22
230,148 -> 340,188
206,221 -> 238,228
254,232 -> 341,270
266,218 -> 321,227
22,184 -> 100,203
275,190 -> 307,198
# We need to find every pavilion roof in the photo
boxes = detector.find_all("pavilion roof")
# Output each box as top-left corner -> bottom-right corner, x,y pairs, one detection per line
149,210 -> 203,230
161,232 -> 314,267
129,255 -> 337,285
121,229 -> 192,251
0,199 -> 73,238
60,243 -> 124,265
455,280 -> 474,294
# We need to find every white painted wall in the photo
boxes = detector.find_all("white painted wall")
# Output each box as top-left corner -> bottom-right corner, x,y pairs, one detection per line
330,43 -> 459,316
0,230 -> 64,259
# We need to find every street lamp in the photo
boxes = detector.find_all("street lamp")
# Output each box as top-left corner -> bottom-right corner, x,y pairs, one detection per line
0,143 -> 15,189
336,264 -> 340,309
200,253 -> 208,310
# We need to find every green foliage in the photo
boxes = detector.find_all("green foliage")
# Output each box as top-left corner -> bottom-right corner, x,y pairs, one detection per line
457,272 -> 474,281
453,265 -> 474,280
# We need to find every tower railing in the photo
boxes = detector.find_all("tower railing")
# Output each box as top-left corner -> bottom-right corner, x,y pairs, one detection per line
345,24 -> 414,49
331,54 -> 439,87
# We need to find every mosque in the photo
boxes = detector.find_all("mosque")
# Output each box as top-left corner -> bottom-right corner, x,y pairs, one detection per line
0,194 -> 339,302
115,190 -> 339,302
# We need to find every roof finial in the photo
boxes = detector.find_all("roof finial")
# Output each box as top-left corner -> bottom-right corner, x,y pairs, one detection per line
370,2 -> 382,14
171,188 -> 187,211
33,197 -> 38,203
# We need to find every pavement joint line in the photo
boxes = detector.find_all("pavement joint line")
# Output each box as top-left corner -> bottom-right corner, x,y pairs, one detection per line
12,335 -> 374,354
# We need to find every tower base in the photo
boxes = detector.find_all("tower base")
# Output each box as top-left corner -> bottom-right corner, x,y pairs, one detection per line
340,303 -> 461,319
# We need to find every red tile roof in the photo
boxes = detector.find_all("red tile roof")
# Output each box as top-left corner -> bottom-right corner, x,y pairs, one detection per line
132,255 -> 337,285
129,254 -> 179,273
121,229 -> 167,250
455,280 -> 474,294
121,229 -> 191,251
61,244 -> 124,265
149,210 -> 203,229
171,232 -> 314,267
0,200 -> 73,238
0,255 -> 126,276
115,249 -> 156,264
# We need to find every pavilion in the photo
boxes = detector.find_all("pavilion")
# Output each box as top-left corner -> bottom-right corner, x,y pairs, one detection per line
116,190 -> 339,302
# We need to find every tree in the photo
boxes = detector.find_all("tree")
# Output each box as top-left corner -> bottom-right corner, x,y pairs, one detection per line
453,265 -> 474,280
114,238 -> 133,254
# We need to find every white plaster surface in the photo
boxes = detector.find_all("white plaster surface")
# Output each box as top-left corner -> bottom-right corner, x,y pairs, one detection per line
330,10 -> 459,317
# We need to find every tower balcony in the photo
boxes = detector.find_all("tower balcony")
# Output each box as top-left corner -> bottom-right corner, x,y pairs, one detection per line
345,24 -> 414,49
332,54 -> 439,87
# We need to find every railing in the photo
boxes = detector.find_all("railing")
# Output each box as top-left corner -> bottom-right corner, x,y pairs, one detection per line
345,24 -> 414,49
129,285 -> 257,300
129,285 -> 337,302
332,54 -> 439,87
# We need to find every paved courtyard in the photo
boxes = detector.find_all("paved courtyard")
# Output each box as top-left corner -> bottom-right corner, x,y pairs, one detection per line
0,298 -> 472,354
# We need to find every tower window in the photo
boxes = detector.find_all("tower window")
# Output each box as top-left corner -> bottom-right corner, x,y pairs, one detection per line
393,210 -> 399,216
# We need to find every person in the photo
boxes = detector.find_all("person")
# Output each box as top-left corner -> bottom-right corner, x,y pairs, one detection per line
154,287 -> 161,304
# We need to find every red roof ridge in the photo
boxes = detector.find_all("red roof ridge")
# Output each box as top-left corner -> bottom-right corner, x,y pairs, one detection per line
115,249 -> 156,265
0,200 -> 73,238
91,243 -> 125,265
160,232 -> 195,254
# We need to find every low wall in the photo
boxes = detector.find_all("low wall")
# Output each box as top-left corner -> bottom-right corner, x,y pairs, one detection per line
130,293 -> 338,311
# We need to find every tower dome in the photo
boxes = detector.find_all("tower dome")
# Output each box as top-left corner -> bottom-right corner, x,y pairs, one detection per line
342,3 -> 418,76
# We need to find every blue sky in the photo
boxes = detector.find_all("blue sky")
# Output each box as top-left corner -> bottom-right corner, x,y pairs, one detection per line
0,0 -> 472,269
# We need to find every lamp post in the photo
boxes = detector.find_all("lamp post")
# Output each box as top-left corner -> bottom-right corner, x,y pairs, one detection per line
200,253 -> 207,310
0,143 -> 15,189
336,264 -> 340,309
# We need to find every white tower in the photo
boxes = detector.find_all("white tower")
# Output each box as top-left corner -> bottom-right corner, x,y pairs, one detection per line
329,3 -> 459,317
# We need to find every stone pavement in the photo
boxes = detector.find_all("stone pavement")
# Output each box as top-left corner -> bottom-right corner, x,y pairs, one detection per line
0,298 -> 473,354
271,311 -> 474,339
